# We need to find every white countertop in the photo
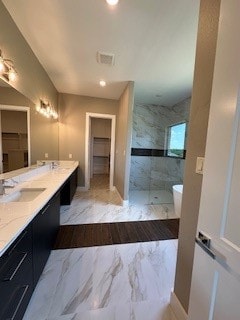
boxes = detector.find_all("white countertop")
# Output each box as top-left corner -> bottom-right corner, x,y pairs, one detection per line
0,161 -> 79,257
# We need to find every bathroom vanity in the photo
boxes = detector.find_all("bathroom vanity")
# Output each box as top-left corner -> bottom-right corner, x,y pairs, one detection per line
0,161 -> 78,319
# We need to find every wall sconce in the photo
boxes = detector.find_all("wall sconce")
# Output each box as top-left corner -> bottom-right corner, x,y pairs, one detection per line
36,100 -> 58,119
0,49 -> 17,82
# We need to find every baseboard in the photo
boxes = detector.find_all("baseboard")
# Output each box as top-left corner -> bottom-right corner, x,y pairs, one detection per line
170,291 -> 188,320
115,187 -> 129,206
77,186 -> 88,191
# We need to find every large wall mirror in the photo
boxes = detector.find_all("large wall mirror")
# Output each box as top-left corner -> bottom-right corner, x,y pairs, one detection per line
0,105 -> 30,173
0,78 -> 59,174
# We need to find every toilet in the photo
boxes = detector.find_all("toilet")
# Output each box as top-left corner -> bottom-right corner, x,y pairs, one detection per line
172,184 -> 183,217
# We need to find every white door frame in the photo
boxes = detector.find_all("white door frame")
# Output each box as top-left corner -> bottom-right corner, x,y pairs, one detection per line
0,105 -> 31,173
85,112 -> 116,190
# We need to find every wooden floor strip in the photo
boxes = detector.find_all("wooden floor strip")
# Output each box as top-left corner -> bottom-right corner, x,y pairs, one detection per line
54,219 -> 179,249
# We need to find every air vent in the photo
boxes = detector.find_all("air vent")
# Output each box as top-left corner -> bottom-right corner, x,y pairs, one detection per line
97,51 -> 115,66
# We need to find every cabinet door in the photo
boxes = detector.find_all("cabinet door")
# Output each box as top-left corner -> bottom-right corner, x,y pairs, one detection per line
32,191 -> 60,286
48,191 -> 60,247
60,168 -> 78,205
70,168 -> 78,202
0,226 -> 33,320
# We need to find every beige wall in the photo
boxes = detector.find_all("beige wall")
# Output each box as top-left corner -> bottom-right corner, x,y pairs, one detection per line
115,82 -> 134,200
0,87 -> 59,163
1,110 -> 27,133
173,0 -> 221,312
0,2 -> 59,164
0,2 -> 58,108
91,118 -> 111,138
58,93 -> 118,186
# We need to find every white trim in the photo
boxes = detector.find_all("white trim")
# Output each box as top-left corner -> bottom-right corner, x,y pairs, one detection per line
170,292 -> 188,320
85,112 -> 116,191
0,105 -> 31,168
115,186 -> 129,207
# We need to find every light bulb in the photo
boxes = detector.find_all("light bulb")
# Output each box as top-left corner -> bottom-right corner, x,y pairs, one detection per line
40,108 -> 45,115
8,69 -> 17,82
0,58 -> 4,74
36,105 -> 41,112
53,112 -> 58,119
106,0 -> 119,5
99,80 -> 106,87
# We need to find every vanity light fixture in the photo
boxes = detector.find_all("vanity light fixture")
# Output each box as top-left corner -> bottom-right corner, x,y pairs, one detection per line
106,0 -> 119,5
99,80 -> 106,87
37,100 -> 58,120
0,49 -> 17,82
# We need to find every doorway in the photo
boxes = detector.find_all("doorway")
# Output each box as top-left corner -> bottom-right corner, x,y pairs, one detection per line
0,105 -> 30,173
85,113 -> 116,190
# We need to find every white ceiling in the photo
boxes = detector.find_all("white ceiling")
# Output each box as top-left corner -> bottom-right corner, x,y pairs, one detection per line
3,0 -> 200,106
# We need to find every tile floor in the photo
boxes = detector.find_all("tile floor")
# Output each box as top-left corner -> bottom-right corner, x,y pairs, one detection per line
61,175 -> 177,225
129,190 -> 173,205
23,175 -> 178,320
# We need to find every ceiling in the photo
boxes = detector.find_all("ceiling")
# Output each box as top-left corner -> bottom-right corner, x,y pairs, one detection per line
3,0 -> 200,106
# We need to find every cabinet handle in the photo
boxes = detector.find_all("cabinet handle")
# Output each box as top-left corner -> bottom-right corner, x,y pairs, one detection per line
8,231 -> 27,256
5,285 -> 29,320
3,252 -> 28,282
41,204 -> 50,215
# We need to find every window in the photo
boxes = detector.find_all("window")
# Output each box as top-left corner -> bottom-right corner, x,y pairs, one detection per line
166,122 -> 187,158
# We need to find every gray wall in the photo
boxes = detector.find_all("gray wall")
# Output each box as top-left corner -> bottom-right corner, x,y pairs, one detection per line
173,0 -> 221,312
58,93 -> 118,186
115,82 -> 134,200
130,98 -> 190,192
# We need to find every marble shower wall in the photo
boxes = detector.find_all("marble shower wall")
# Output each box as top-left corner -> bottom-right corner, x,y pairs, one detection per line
130,98 -> 190,191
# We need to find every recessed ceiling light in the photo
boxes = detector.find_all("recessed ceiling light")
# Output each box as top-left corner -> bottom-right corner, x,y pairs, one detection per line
100,80 -> 106,87
106,0 -> 119,6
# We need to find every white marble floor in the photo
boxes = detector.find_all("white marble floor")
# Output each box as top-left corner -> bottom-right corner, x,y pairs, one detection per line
23,240 -> 178,320
23,175 -> 178,320
129,190 -> 173,205
61,175 -> 177,225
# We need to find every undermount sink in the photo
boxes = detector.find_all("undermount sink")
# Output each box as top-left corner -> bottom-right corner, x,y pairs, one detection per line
0,188 -> 46,203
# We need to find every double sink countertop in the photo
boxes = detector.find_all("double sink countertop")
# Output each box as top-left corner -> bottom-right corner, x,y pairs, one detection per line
0,161 -> 79,257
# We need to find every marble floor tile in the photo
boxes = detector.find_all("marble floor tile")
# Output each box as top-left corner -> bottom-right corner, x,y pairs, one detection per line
24,177 -> 178,320
60,174 -> 177,225
47,300 -> 173,320
23,240 -> 177,320
60,190 -> 177,225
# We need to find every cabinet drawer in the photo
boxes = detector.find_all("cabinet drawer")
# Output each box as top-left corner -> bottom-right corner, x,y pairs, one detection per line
0,227 -> 32,278
0,227 -> 33,320
0,285 -> 32,320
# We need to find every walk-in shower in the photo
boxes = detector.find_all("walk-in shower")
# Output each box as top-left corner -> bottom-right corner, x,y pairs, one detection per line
129,98 -> 190,207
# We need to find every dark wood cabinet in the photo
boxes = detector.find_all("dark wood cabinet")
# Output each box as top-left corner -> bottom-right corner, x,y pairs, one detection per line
32,191 -> 60,286
0,190 -> 61,319
0,167 -> 77,318
60,167 -> 78,205
0,226 -> 33,320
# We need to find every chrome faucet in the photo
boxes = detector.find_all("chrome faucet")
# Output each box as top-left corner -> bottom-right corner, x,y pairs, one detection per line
0,179 -> 17,195
50,161 -> 58,169
38,161 -> 46,166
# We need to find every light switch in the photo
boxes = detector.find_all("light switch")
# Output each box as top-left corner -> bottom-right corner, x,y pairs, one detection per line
45,153 -> 48,159
196,157 -> 204,174
69,153 -> 72,159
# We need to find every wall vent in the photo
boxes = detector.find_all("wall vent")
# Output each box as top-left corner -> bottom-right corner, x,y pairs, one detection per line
97,51 -> 115,66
